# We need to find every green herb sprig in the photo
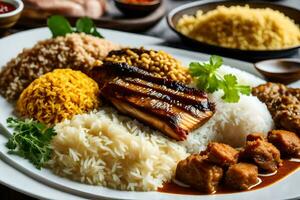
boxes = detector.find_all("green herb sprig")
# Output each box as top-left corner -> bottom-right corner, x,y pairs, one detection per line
189,55 -> 251,103
47,15 -> 103,38
6,117 -> 56,169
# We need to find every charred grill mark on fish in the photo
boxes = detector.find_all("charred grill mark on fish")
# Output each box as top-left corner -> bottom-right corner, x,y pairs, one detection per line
107,95 -> 191,140
90,62 -> 215,140
107,48 -> 149,57
106,78 -> 211,116
124,78 -> 210,109
100,62 -> 206,96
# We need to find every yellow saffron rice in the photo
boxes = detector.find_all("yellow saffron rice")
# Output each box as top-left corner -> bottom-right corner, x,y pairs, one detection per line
17,69 -> 100,125
176,5 -> 300,50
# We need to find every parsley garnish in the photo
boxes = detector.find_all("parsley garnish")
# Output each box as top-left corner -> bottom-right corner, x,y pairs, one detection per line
6,117 -> 56,169
189,55 -> 251,103
47,15 -> 104,38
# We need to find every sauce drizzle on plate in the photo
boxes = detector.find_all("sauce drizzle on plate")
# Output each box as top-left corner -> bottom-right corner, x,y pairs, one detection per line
158,159 -> 300,195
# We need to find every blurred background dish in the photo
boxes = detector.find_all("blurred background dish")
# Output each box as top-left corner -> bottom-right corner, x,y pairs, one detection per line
23,0 -> 106,19
0,0 -> 23,31
114,0 -> 161,17
17,0 -> 165,32
167,1 -> 300,61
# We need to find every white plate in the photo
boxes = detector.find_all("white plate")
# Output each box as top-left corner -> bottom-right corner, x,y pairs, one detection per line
0,28 -> 299,200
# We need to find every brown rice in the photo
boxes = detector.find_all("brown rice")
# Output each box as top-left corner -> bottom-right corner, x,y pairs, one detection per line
0,33 -> 119,101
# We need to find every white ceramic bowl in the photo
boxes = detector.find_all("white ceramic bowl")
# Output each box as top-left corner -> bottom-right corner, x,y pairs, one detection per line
0,0 -> 24,29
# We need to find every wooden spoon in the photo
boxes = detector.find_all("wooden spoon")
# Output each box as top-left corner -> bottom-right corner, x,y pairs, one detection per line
254,58 -> 300,84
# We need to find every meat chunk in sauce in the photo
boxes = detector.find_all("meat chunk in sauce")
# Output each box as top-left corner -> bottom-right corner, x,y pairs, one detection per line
241,134 -> 282,172
268,130 -> 300,158
205,142 -> 239,167
252,83 -> 300,134
175,154 -> 223,193
246,133 -> 265,142
225,163 -> 258,190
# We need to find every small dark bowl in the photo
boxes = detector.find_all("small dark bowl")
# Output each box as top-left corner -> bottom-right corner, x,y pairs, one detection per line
254,58 -> 300,84
167,0 -> 300,62
114,0 -> 161,17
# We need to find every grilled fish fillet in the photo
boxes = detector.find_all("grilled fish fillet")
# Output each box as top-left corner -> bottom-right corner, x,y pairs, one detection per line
90,62 -> 215,141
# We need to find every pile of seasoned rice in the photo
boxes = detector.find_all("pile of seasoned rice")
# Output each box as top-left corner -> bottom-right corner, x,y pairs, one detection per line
105,48 -> 192,83
49,107 -> 188,191
176,5 -> 300,50
0,33 -> 119,100
17,69 -> 100,125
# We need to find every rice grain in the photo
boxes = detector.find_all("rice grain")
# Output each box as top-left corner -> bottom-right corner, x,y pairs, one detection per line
17,69 -> 100,125
49,107 -> 188,191
176,5 -> 300,50
0,33 -> 119,100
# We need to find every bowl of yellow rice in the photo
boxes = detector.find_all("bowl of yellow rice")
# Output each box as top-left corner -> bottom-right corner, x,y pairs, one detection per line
167,1 -> 300,61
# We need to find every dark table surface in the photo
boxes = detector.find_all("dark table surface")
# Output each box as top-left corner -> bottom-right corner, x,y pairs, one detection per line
1,0 -> 300,199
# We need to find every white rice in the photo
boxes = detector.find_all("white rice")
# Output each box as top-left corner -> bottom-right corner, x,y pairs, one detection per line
181,65 -> 273,152
181,91 -> 274,152
218,65 -> 264,87
49,107 -> 188,191
49,65 -> 274,191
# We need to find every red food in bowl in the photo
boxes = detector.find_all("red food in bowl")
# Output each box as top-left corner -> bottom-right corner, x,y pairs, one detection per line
0,1 -> 16,14
121,0 -> 156,4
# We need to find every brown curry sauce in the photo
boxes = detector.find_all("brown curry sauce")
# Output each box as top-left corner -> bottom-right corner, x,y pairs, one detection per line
158,160 -> 300,195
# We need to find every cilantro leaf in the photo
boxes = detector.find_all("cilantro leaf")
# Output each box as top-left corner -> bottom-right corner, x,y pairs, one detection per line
47,15 -> 73,38
209,55 -> 223,69
195,75 -> 208,90
91,28 -> 103,38
189,56 -> 251,103
76,17 -> 103,38
237,85 -> 251,95
189,55 -> 223,77
189,62 -> 207,76
189,55 -> 223,93
223,74 -> 238,85
195,73 -> 219,93
47,15 -> 104,38
206,74 -> 219,93
220,74 -> 251,103
220,74 -> 240,103
6,118 -> 56,169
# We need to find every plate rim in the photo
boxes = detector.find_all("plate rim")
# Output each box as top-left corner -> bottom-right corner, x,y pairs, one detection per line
0,27 -> 299,200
